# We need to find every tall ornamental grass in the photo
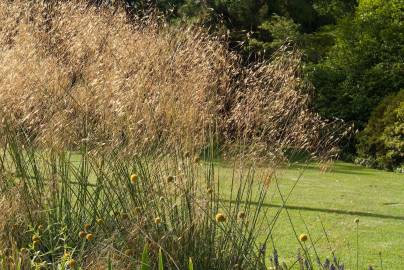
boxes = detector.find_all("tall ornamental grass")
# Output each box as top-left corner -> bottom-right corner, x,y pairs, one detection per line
0,1 -> 345,269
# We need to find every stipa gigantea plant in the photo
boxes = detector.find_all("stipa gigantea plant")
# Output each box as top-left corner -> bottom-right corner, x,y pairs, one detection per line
0,1 -> 346,269
0,0 -> 342,163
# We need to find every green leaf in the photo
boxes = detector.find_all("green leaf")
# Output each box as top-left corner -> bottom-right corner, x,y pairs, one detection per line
108,255 -> 113,270
188,257 -> 194,270
140,244 -> 150,270
158,248 -> 164,270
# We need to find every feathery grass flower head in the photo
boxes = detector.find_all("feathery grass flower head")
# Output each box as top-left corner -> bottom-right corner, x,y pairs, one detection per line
215,213 -> 226,223
86,233 -> 94,241
154,217 -> 161,225
79,231 -> 86,238
354,218 -> 359,224
130,174 -> 138,184
299,234 -> 308,242
237,211 -> 246,219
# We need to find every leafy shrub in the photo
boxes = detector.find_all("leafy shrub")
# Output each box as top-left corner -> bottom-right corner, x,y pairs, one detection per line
356,90 -> 404,170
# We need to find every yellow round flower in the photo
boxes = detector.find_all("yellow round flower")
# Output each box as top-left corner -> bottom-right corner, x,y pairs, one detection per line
79,231 -> 86,238
84,223 -> 91,231
299,234 -> 308,242
237,211 -> 246,220
85,233 -> 94,241
215,213 -> 226,223
96,218 -> 103,225
154,217 -> 161,225
67,259 -> 76,268
130,174 -> 138,184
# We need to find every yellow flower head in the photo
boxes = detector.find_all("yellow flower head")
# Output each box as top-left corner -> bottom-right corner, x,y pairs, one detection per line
84,223 -> 91,231
79,231 -> 86,238
154,217 -> 161,225
237,211 -> 246,220
215,213 -> 226,223
96,218 -> 103,225
85,233 -> 94,241
67,259 -> 76,268
130,174 -> 138,184
32,235 -> 40,242
299,234 -> 308,242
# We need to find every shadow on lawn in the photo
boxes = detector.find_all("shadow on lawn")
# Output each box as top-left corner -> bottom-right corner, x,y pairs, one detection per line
288,162 -> 375,176
223,199 -> 404,221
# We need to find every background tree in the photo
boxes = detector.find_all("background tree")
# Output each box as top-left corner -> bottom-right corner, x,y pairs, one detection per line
309,0 -> 403,128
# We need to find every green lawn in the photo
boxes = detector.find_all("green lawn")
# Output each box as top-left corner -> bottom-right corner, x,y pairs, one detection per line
217,161 -> 404,269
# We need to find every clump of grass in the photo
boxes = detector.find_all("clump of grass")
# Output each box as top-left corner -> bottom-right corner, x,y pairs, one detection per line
0,0 -> 340,163
0,1 -> 346,269
0,130 -> 277,269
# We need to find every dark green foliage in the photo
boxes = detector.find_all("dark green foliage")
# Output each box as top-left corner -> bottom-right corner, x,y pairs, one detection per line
357,90 -> 404,170
310,0 -> 404,128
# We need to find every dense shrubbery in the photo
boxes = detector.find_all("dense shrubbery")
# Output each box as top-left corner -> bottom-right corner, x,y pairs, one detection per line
356,90 -> 404,171
310,0 -> 404,129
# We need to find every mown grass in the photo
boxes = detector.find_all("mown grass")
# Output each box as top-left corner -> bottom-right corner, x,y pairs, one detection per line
217,161 -> 404,269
